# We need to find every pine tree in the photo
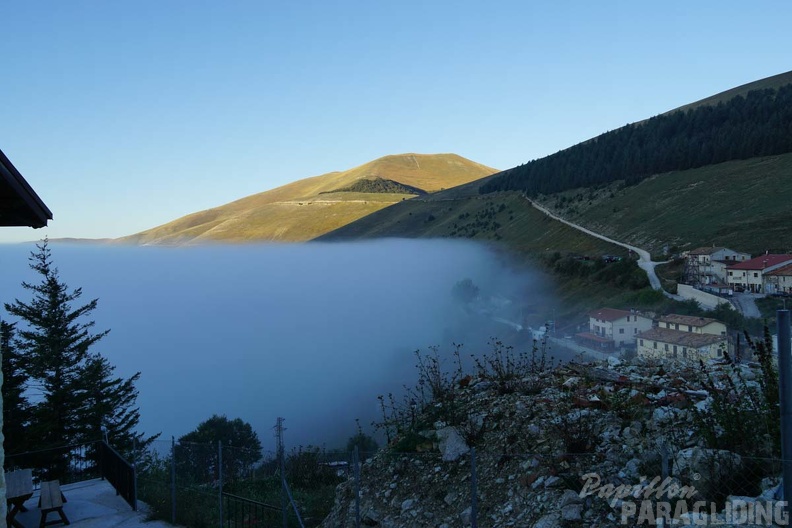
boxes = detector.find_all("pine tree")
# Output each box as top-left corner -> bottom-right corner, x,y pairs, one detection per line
80,353 -> 157,457
4,239 -> 156,463
1,320 -> 32,459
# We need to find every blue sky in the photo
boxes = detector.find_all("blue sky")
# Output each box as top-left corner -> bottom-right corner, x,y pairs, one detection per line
1,1 -> 790,241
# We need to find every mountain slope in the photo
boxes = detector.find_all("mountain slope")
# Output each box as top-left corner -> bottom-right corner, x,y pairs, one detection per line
321,71 -> 792,315
119,153 -> 496,244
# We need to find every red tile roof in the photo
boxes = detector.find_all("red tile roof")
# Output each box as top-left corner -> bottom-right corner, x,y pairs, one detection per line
766,263 -> 792,277
727,254 -> 792,271
588,308 -> 632,322
638,327 -> 725,348
658,314 -> 723,328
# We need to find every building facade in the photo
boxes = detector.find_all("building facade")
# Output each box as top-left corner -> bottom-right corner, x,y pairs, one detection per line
726,254 -> 792,293
684,247 -> 751,286
577,308 -> 653,348
656,314 -> 727,336
764,263 -> 792,295
637,327 -> 727,361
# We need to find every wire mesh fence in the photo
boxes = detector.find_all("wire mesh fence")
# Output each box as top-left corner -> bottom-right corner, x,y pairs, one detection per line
131,436 -> 792,528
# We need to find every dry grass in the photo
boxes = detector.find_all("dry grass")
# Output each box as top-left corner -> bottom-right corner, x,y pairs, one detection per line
119,154 -> 497,244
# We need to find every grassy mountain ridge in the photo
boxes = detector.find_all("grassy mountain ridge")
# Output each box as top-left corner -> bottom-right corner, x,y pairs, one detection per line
667,70 -> 792,114
119,153 -> 496,244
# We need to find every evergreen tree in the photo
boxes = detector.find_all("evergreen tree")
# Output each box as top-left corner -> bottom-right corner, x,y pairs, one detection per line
1,320 -> 32,459
4,240 -> 105,452
4,239 -> 155,462
80,353 -> 156,457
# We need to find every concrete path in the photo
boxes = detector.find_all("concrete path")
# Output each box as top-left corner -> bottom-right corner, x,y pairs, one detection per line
12,478 -> 176,528
731,292 -> 763,318
526,198 -> 681,300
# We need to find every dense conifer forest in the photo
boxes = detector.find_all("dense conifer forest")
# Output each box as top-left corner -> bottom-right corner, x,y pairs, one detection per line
480,84 -> 792,196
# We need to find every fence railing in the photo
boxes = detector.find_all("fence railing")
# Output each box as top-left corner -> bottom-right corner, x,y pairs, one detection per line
4,440 -> 102,487
223,492 -> 281,527
98,440 -> 137,510
4,439 -> 138,511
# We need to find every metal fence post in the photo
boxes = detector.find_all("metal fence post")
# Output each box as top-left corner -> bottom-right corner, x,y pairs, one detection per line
777,309 -> 792,513
276,417 -> 288,528
470,447 -> 478,528
219,440 -> 224,528
171,436 -> 177,525
354,446 -> 361,528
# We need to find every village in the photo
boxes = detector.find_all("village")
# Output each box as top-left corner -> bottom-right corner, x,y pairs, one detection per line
569,246 -> 792,362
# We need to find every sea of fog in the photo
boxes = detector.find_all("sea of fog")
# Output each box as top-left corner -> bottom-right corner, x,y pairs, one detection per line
0,239 -> 554,451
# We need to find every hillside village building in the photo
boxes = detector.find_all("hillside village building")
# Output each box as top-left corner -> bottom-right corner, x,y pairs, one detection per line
637,313 -> 728,361
576,308 -> 653,349
656,314 -> 727,336
684,246 -> 750,287
765,263 -> 792,295
0,147 -> 52,520
637,327 -> 726,361
726,254 -> 792,293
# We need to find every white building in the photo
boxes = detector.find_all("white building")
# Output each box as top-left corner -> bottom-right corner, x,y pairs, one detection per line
576,308 -> 653,349
727,254 -> 792,293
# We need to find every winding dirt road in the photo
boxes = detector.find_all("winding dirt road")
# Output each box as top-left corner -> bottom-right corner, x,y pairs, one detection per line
527,198 -> 680,299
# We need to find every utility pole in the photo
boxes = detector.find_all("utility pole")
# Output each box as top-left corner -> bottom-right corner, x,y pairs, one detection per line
275,417 -> 287,528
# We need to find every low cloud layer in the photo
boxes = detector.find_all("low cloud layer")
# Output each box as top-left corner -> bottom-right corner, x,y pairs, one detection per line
0,239 -> 552,450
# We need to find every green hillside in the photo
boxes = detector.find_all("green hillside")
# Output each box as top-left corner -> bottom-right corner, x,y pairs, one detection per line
321,71 -> 792,318
119,153 -> 496,244
538,153 -> 792,255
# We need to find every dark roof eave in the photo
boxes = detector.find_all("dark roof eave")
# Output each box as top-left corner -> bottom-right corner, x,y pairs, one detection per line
0,148 -> 53,228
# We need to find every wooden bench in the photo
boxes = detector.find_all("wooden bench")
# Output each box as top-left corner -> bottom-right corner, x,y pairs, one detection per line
5,469 -> 34,528
39,480 -> 70,527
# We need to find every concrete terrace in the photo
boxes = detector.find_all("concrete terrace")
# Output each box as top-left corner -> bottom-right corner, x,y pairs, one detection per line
11,479 -> 175,528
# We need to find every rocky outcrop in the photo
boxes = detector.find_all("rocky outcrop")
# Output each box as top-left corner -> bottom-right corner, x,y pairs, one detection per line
320,357 -> 782,528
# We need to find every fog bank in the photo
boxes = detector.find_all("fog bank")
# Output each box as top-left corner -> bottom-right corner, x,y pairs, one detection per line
0,239 -> 551,450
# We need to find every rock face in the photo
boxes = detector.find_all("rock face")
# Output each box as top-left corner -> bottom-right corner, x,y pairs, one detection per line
320,356 -> 782,528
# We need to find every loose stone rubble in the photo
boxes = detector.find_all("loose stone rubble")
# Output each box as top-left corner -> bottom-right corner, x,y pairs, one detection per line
320,356 -> 784,528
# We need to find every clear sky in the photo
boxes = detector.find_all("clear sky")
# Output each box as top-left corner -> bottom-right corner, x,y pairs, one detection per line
1,1 -> 790,242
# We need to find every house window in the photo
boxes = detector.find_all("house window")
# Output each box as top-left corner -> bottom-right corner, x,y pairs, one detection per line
664,344 -> 669,351
673,345 -> 677,354
717,349 -> 723,357
653,342 -> 657,349
754,273 -> 759,278
728,271 -> 732,276
682,349 -> 687,358
688,325 -> 693,332
619,328 -> 624,334
634,328 -> 637,334
640,339 -> 644,346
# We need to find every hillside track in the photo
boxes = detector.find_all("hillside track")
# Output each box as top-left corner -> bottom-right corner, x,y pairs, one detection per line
526,197 -> 680,300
